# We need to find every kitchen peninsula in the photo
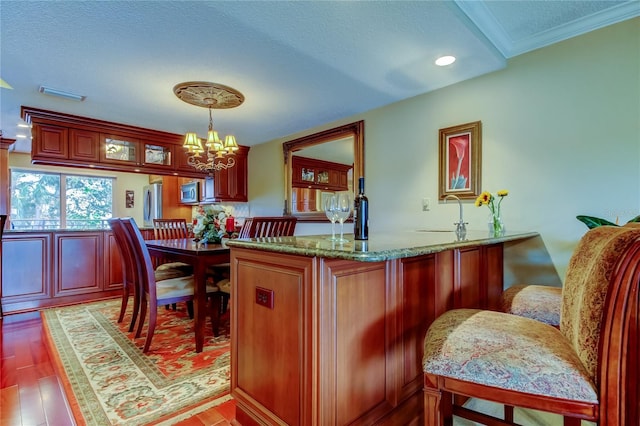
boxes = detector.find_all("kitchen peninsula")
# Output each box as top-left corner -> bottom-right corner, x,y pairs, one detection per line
226,229 -> 538,425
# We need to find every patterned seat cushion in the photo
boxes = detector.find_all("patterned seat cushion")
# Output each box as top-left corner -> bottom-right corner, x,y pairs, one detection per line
501,284 -> 561,327
155,275 -> 194,298
423,309 -> 597,403
216,278 -> 231,294
156,261 -> 194,274
154,267 -> 191,281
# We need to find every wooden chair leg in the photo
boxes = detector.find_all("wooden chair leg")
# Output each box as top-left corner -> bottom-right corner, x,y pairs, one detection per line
424,375 -> 451,426
118,279 -> 129,323
504,405 -> 514,422
221,293 -> 230,314
128,282 -> 140,333
143,305 -> 157,353
136,298 -> 147,338
564,417 -> 581,426
209,293 -> 222,337
186,301 -> 194,319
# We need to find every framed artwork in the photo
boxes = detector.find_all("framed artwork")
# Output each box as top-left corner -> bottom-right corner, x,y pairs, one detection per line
126,190 -> 134,208
438,121 -> 482,200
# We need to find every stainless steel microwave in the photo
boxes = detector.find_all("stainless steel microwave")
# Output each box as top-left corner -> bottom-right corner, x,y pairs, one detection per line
180,181 -> 200,204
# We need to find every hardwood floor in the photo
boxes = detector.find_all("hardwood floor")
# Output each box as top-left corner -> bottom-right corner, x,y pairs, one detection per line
0,311 -> 236,426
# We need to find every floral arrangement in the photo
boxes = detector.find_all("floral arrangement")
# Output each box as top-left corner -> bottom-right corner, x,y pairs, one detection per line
475,189 -> 509,235
192,205 -> 232,244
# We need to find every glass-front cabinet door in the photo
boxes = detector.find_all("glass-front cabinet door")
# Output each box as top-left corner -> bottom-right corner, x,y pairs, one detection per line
143,143 -> 173,169
100,135 -> 175,170
100,134 -> 141,166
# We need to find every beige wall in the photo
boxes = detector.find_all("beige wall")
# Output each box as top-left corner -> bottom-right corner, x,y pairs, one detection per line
246,18 -> 640,280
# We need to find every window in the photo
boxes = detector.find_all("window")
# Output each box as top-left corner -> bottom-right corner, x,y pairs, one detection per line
10,170 -> 114,230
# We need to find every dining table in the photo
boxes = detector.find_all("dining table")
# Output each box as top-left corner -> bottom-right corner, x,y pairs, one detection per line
145,238 -> 230,353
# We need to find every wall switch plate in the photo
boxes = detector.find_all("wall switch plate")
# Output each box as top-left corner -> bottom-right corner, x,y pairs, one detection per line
256,287 -> 274,309
422,197 -> 430,211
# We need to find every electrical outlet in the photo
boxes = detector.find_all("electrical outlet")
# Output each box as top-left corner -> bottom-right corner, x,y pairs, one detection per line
255,287 -> 274,309
422,197 -> 431,211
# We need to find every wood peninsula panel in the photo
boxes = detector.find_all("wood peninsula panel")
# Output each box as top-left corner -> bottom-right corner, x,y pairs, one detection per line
232,249 -> 313,425
456,247 -> 482,309
398,254 -> 437,400
321,259 -> 391,425
484,244 -> 504,311
230,241 -> 507,425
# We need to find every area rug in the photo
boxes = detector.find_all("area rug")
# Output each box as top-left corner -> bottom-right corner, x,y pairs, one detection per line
41,299 -> 231,426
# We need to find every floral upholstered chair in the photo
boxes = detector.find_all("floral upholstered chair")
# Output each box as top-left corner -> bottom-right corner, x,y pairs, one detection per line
422,225 -> 640,425
501,283 -> 562,326
502,222 -> 640,328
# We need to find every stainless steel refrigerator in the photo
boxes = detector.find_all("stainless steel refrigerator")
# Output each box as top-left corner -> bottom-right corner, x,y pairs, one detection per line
143,183 -> 162,227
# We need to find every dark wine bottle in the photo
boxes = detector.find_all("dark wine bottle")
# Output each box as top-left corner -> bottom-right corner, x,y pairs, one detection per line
353,177 -> 368,240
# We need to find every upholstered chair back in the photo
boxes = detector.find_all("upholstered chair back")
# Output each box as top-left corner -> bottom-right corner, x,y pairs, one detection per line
560,225 -> 640,379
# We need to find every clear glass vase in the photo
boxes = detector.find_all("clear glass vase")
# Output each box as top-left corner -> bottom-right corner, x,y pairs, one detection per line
488,211 -> 505,237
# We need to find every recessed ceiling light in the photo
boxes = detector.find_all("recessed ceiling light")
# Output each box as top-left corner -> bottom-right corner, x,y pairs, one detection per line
435,56 -> 456,66
39,85 -> 86,101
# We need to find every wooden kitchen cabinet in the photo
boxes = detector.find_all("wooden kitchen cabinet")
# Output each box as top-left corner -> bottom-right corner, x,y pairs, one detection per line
32,123 -> 69,160
199,146 -> 250,203
0,230 -> 155,315
69,128 -> 100,162
54,232 -> 103,297
0,233 -> 52,313
99,133 -> 142,167
24,107 -> 213,179
291,156 -> 351,191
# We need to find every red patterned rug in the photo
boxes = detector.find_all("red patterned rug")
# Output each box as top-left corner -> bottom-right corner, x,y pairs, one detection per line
41,299 -> 231,426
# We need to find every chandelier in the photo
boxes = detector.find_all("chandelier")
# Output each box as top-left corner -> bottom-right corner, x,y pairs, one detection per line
174,81 -> 244,172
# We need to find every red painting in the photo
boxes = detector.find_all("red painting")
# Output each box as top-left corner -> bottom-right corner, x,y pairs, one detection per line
439,121 -> 481,200
446,133 -> 471,191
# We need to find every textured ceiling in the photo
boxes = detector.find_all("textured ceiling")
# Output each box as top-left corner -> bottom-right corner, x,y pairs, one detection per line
1,1 -> 637,153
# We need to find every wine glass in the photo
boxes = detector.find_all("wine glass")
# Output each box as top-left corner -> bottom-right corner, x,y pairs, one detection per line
324,195 -> 338,240
335,193 -> 352,242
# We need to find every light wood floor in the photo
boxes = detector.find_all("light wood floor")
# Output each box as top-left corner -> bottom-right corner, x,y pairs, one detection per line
0,311 -> 235,426
2,311 -> 591,426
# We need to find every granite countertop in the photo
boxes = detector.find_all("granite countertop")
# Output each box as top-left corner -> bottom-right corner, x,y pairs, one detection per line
224,229 -> 539,262
4,227 -> 155,233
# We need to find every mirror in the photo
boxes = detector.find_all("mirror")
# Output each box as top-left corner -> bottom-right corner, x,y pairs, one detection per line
283,121 -> 364,222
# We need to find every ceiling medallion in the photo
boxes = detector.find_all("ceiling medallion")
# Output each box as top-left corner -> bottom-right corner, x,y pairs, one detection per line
173,81 -> 244,109
174,81 -> 244,173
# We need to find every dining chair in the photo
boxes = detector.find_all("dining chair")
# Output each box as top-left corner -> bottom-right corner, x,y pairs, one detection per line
122,217 -> 225,352
501,222 -> 640,328
501,284 -> 561,326
152,218 -> 194,273
422,225 -> 640,425
210,216 -> 298,336
153,218 -> 190,239
237,216 -> 298,239
108,218 -> 192,332
108,218 -> 140,331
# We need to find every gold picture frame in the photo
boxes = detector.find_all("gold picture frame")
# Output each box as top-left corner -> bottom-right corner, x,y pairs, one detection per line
438,121 -> 482,200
